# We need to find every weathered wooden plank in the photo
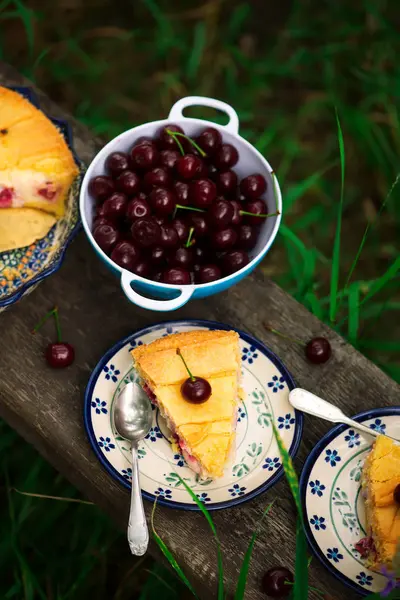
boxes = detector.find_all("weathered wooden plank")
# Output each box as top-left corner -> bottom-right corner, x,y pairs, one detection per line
1,62 -> 399,600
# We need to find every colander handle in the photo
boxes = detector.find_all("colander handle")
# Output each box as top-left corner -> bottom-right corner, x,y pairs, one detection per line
120,270 -> 194,312
168,96 -> 239,135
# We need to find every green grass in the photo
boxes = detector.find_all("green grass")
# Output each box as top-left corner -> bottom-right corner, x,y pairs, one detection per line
0,0 -> 399,597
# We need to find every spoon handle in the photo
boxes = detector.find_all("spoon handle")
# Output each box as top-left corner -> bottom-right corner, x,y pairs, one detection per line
289,388 -> 381,439
127,443 -> 149,556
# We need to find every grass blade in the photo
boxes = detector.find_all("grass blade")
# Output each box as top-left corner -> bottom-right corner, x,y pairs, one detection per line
234,503 -> 274,600
293,516 -> 309,600
337,170 -> 400,314
329,108 -> 345,323
271,421 -> 302,521
176,475 -> 224,600
360,257 -> 400,307
186,22 -> 206,82
347,283 -> 360,344
284,160 -> 338,211
151,500 -> 199,599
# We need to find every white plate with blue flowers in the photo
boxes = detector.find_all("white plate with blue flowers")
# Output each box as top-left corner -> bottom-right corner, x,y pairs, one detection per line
300,407 -> 400,596
84,319 -> 303,510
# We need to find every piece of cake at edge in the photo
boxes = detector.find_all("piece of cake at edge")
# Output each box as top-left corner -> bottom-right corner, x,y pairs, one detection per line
360,434 -> 400,570
131,330 -> 242,479
0,86 -> 78,218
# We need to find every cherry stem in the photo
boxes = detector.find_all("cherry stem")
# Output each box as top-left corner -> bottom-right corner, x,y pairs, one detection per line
32,307 -> 57,334
176,204 -> 205,213
239,210 -> 280,218
166,130 -> 185,156
53,306 -> 62,343
171,131 -> 207,157
263,322 -> 303,346
185,227 -> 195,248
176,348 -> 195,381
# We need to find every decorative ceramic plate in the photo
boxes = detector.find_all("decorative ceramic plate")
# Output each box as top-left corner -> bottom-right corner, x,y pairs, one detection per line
0,86 -> 84,310
300,407 -> 400,596
84,319 -> 303,510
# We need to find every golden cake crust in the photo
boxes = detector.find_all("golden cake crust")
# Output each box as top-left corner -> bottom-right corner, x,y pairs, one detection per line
361,435 -> 400,569
132,330 -> 241,479
0,86 -> 78,219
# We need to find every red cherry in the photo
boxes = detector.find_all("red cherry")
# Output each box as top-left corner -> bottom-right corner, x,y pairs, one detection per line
160,149 -> 181,171
211,228 -> 238,250
150,246 -> 168,266
261,566 -> 293,597
144,167 -> 171,190
163,267 -> 191,285
105,152 -> 130,177
305,337 -> 331,364
189,214 -> 209,238
169,247 -> 193,269
116,171 -> 141,196
190,178 -> 217,208
159,225 -> 180,248
130,142 -> 159,170
126,197 -> 151,221
230,200 -> 243,226
222,250 -> 249,274
131,218 -> 161,248
242,199 -> 268,225
45,342 -> 75,368
237,224 -> 258,249
157,124 -> 185,149
149,188 -> 176,216
93,222 -> 120,253
89,176 -> 115,201
110,240 -> 141,270
240,173 -> 267,199
173,181 -> 190,205
102,192 -> 128,221
196,127 -> 222,156
208,200 -> 234,229
216,170 -> 238,197
132,260 -> 152,278
181,377 -> 212,403
197,264 -> 221,283
214,144 -> 239,170
172,217 -> 190,243
177,155 -> 203,180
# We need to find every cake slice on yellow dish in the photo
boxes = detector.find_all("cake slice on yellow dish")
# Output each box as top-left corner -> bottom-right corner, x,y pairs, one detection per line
131,330 -> 242,479
360,434 -> 400,570
0,86 -> 78,218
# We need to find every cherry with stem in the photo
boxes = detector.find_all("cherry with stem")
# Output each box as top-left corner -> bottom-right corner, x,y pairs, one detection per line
263,322 -> 332,365
166,130 -> 207,157
32,306 -> 75,368
176,348 -> 212,403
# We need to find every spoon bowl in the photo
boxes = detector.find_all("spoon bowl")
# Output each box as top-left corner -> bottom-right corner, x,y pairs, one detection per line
113,382 -> 153,442
113,382 -> 153,556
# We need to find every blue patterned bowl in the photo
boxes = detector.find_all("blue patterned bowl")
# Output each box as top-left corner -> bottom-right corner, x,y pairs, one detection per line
0,87 -> 84,310
300,407 -> 400,596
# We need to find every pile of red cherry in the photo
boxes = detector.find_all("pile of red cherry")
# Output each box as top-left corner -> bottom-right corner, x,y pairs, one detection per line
88,124 -> 277,285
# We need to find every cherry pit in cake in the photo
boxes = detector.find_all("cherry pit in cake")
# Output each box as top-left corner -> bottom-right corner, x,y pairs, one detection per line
88,125 -> 279,285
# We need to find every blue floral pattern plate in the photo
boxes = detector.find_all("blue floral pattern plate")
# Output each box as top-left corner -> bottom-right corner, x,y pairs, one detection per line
0,86 -> 84,310
300,407 -> 400,596
84,319 -> 303,510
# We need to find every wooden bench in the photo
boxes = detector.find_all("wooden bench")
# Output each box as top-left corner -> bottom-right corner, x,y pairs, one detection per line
1,61 -> 398,600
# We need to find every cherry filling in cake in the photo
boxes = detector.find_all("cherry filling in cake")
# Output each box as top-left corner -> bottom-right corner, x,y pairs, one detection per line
0,187 -> 14,207
142,382 -> 203,473
0,181 -> 61,210
355,536 -> 376,560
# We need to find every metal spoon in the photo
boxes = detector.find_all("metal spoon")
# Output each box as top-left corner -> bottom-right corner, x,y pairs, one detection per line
289,388 -> 399,442
113,382 -> 153,555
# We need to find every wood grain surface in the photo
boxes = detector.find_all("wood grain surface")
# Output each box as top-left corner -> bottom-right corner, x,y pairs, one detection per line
1,62 -> 399,600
